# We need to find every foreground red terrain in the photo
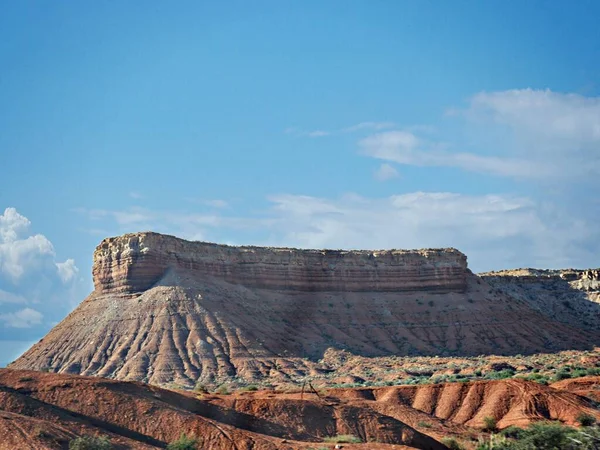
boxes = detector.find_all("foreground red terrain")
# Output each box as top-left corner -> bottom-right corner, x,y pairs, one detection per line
2,369 -> 600,449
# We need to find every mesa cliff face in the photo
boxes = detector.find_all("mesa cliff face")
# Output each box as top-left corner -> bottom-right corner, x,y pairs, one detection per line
93,232 -> 468,294
11,232 -> 600,387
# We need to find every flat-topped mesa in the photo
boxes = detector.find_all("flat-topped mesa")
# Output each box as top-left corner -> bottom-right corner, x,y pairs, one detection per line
93,232 -> 468,294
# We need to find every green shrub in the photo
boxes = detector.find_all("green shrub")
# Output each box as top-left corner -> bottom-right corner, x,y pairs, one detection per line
516,422 -> 576,449
553,370 -> 572,381
486,369 -> 515,380
69,436 -> 112,450
417,420 -> 432,428
441,437 -> 464,450
167,433 -> 199,450
193,382 -> 208,393
240,384 -> 259,391
482,416 -> 498,432
500,426 -> 524,439
216,385 -> 230,395
576,412 -> 596,427
323,434 -> 362,443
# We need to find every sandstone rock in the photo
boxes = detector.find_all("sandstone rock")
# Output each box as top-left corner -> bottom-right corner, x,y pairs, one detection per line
93,232 -> 469,294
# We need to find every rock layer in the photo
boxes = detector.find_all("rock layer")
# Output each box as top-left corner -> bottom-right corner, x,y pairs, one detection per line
93,232 -> 468,294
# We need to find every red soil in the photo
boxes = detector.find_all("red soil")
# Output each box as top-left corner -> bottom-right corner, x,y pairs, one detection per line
2,369 -> 600,449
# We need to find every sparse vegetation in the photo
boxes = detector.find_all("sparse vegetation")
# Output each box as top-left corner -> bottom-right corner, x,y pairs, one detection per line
442,437 -> 465,449
476,421 -> 600,450
193,382 -> 208,394
240,384 -> 259,391
216,384 -> 230,395
576,412 -> 596,426
417,420 -> 433,428
482,416 -> 498,432
69,435 -> 112,450
167,433 -> 199,450
323,434 -> 362,443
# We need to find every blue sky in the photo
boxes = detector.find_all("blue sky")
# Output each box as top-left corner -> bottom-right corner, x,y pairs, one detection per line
1,1 -> 599,366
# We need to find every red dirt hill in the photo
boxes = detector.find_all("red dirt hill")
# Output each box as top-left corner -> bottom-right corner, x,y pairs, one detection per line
2,369 -> 600,449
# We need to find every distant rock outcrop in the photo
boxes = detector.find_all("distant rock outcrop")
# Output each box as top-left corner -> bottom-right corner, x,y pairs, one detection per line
481,268 -> 600,331
10,233 -> 600,387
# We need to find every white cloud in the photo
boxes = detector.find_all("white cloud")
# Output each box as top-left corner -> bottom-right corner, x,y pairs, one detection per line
0,208 -> 82,339
359,130 -> 542,178
467,89 -> 600,144
0,290 -> 27,304
360,90 -> 600,179
0,208 -> 55,282
374,163 -> 399,181
0,308 -> 43,328
77,189 -> 598,272
56,259 -> 78,284
260,192 -> 594,271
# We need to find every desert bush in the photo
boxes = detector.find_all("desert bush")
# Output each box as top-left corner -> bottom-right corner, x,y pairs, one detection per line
482,416 -> 498,432
167,433 -> 199,450
216,384 -> 230,395
553,370 -> 572,381
486,369 -> 515,380
69,435 -> 112,450
193,382 -> 208,393
499,426 -> 524,439
240,384 -> 259,391
576,412 -> 596,426
442,437 -> 464,450
586,367 -> 600,376
417,420 -> 432,428
323,434 -> 362,443
483,422 -> 580,450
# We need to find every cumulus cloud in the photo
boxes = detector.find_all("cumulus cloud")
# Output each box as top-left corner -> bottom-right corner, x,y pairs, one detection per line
56,259 -> 78,284
374,163 -> 399,181
0,209 -> 56,282
0,208 -> 82,342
